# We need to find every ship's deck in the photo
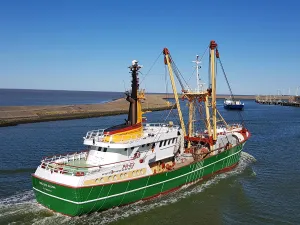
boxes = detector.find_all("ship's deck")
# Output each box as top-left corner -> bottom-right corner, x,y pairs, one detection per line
41,151 -> 93,175
44,159 -> 91,175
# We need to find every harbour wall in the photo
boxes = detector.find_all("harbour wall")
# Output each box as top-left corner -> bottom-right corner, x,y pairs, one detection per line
0,95 -> 173,127
0,94 -> 283,127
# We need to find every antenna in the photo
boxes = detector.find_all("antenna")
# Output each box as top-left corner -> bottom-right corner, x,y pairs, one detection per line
192,55 -> 203,92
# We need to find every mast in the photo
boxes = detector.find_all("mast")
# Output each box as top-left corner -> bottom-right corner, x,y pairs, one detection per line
210,40 -> 217,142
126,60 -> 142,125
188,99 -> 194,140
192,55 -> 202,92
163,48 -> 186,136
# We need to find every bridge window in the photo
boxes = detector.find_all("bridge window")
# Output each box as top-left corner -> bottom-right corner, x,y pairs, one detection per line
159,141 -> 163,147
124,148 -> 127,151
98,147 -> 102,151
103,148 -> 107,152
168,139 -> 171,145
164,140 -> 167,146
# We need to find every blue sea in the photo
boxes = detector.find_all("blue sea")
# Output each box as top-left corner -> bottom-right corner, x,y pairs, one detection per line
0,89 -> 299,225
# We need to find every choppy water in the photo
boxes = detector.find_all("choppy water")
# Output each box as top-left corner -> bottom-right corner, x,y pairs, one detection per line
0,96 -> 300,224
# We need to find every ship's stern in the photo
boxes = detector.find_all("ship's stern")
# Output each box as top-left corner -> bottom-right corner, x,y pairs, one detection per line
32,173 -> 82,216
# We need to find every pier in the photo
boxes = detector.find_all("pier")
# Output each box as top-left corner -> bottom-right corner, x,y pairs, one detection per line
255,95 -> 300,107
0,94 -> 174,127
0,94 -> 272,127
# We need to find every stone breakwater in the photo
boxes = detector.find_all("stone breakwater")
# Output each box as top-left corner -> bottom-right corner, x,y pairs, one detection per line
0,95 -> 173,127
0,94 -> 260,127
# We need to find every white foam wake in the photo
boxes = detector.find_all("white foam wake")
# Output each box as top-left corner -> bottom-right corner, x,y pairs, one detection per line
0,151 -> 256,225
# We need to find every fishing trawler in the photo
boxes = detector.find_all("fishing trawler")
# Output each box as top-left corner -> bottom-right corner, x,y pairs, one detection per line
224,98 -> 244,110
32,41 -> 251,216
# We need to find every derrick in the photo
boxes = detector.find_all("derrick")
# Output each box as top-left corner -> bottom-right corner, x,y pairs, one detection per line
163,48 -> 187,136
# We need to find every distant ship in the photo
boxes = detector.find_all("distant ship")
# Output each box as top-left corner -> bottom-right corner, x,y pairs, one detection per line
32,41 -> 250,216
224,98 -> 244,110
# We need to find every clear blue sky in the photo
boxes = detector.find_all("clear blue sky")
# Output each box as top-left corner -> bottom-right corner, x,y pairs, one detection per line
1,0 -> 300,95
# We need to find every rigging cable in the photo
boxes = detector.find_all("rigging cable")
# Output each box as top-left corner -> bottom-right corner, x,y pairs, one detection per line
217,55 -> 245,126
169,54 -> 192,91
139,51 -> 163,86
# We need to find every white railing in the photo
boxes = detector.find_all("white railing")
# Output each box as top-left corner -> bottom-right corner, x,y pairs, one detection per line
42,151 -> 88,163
39,151 -> 135,176
83,123 -> 179,145
144,122 -> 179,129
184,88 -> 206,94
85,129 -> 105,140
40,161 -> 88,176
40,151 -> 89,176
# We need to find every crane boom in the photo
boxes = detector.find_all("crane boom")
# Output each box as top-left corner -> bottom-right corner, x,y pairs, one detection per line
163,48 -> 186,136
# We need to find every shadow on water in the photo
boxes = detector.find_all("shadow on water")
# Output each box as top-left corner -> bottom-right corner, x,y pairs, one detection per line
0,152 -> 256,225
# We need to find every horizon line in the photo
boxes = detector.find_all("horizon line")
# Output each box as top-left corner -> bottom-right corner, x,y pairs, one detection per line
0,88 -> 258,96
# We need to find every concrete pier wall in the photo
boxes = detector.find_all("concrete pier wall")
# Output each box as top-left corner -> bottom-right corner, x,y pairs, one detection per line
0,95 -> 173,127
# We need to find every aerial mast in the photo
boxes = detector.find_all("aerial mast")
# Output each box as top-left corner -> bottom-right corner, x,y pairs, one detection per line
192,55 -> 202,92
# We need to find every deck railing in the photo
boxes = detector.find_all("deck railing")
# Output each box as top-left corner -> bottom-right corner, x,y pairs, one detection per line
84,123 -> 179,144
39,151 -> 135,176
85,129 -> 105,140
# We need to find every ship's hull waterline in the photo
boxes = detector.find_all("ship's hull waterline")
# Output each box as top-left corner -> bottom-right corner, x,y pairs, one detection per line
224,104 -> 244,110
32,143 -> 245,216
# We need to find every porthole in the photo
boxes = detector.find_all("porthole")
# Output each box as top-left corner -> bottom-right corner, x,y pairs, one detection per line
137,170 -> 140,175
108,176 -> 112,181
100,178 -> 104,182
133,171 -> 136,176
140,169 -> 144,174
120,174 -> 124,179
125,173 -> 128,177
113,175 -> 117,180
95,178 -> 100,183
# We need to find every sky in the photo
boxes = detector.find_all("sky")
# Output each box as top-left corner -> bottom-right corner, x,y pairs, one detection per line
0,0 -> 300,95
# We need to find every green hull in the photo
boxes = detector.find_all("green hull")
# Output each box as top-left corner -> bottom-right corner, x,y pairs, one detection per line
32,143 -> 244,216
